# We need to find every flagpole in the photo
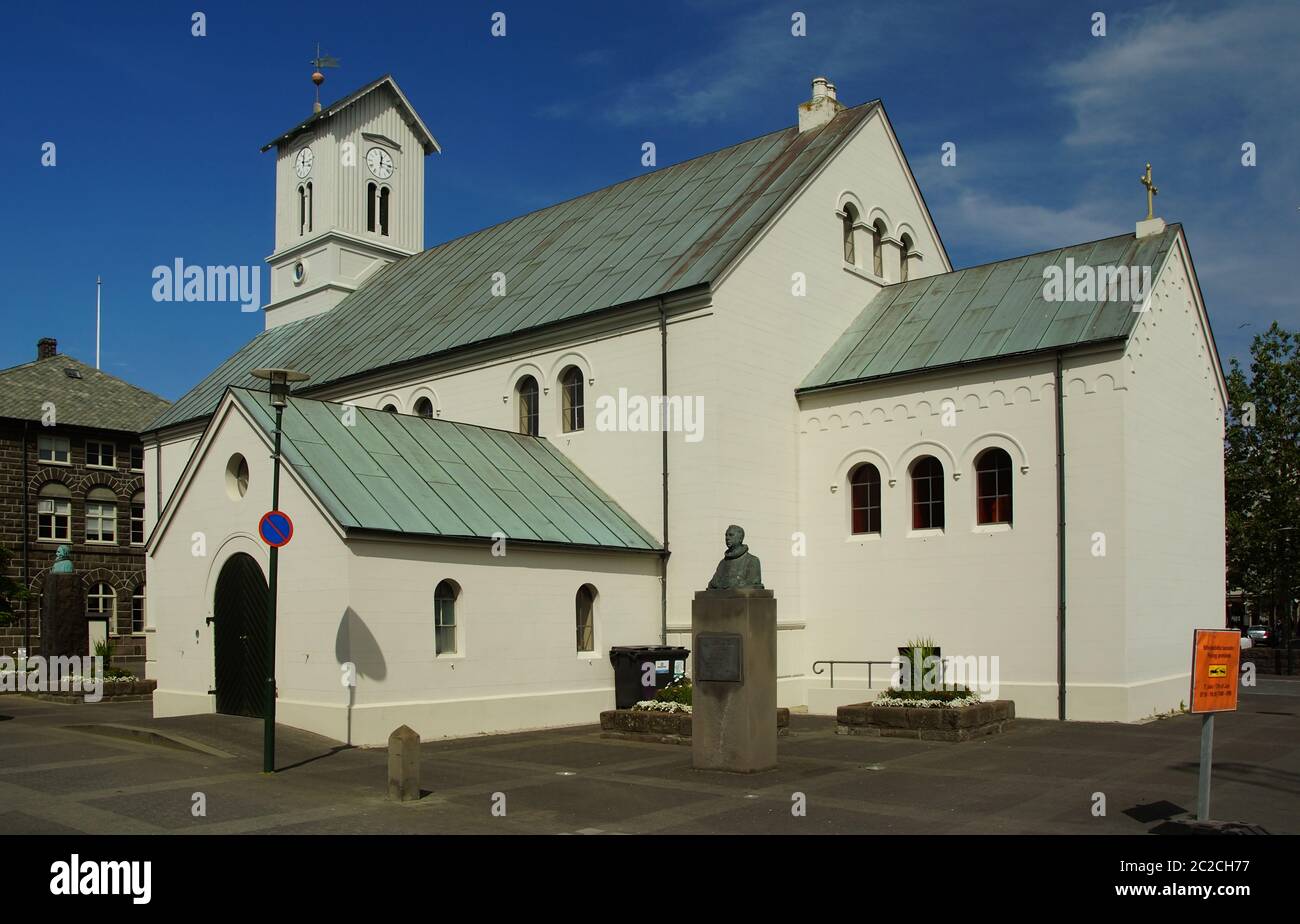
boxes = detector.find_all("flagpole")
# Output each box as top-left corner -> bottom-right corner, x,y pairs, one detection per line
95,276 -> 101,369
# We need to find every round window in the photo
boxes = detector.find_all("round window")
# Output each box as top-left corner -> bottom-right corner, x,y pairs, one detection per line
225,454 -> 249,500
292,261 -> 306,285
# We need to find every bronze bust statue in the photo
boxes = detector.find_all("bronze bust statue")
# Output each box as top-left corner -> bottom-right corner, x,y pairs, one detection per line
50,545 -> 73,574
707,525 -> 763,590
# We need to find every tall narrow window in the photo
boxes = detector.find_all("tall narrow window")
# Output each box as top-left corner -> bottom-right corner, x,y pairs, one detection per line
37,483 -> 71,541
575,584 -> 596,653
414,396 -> 434,418
872,220 -> 886,277
561,367 -> 584,432
517,375 -> 539,436
132,584 -> 146,634
379,187 -> 390,236
87,583 -> 116,635
975,448 -> 1014,525
842,204 -> 858,265
305,181 -> 313,233
298,185 -> 306,236
130,492 -> 146,545
367,182 -> 377,232
86,487 -> 118,544
435,580 -> 459,656
899,233 -> 914,282
911,456 -> 945,530
129,443 -> 144,471
849,463 -> 881,535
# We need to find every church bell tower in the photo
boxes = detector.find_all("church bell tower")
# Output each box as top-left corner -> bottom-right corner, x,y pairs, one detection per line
261,63 -> 440,329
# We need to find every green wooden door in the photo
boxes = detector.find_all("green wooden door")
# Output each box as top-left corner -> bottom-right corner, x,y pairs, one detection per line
213,553 -> 268,718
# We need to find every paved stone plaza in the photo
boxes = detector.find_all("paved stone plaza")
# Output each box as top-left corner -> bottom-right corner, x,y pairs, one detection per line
1,679 -> 1296,835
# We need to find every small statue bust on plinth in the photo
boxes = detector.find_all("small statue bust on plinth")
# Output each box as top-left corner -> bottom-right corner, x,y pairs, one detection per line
706,525 -> 763,591
50,545 -> 73,574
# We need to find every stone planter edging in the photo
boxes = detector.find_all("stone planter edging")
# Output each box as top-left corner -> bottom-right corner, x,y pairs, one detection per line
14,678 -> 157,704
600,707 -> 789,746
836,699 -> 1014,741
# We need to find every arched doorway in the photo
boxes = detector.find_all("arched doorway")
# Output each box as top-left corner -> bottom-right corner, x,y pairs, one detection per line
213,553 -> 268,718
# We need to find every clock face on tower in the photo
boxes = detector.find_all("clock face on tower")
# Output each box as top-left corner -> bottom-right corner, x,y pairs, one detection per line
293,147 -> 313,178
366,147 -> 394,179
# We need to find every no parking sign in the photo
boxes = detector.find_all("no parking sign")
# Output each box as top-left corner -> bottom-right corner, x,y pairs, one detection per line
259,510 -> 294,548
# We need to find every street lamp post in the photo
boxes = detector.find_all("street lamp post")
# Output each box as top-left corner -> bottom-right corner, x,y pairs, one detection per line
250,367 -> 309,774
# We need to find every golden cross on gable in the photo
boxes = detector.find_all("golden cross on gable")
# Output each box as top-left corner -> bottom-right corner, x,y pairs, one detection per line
1140,163 -> 1159,220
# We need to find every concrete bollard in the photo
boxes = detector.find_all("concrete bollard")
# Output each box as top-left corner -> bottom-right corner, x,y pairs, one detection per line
387,724 -> 421,802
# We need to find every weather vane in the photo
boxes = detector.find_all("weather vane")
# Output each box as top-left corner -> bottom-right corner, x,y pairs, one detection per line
311,43 -> 340,113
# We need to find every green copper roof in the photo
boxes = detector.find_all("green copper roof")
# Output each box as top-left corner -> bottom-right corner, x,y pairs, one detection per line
229,388 -> 660,551
800,225 -> 1180,392
150,102 -> 879,432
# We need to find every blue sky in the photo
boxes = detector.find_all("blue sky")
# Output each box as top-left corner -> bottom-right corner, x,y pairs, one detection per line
1,0 -> 1295,399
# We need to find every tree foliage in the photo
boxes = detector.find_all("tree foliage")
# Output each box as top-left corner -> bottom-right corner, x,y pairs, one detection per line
1225,322 -> 1300,638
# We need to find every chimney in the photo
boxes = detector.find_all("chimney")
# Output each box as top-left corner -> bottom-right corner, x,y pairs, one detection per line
798,76 -> 845,133
37,338 -> 57,360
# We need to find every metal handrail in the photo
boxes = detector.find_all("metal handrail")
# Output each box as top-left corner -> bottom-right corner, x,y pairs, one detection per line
811,660 -> 896,689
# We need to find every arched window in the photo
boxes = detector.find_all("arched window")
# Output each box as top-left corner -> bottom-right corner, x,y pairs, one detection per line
975,448 -> 1013,525
434,580 -> 459,655
849,463 -> 881,535
132,584 -> 146,634
86,487 -> 118,544
516,375 -> 539,436
379,187 -> 390,236
414,396 -> 434,418
899,233 -> 914,282
130,491 -> 145,545
366,182 -> 377,232
561,366 -> 584,432
382,403 -> 398,413
871,220 -> 886,277
910,456 -> 945,530
298,185 -> 306,236
842,204 -> 858,265
305,181 -> 313,233
37,482 -> 71,541
575,584 -> 596,653
87,582 -> 116,634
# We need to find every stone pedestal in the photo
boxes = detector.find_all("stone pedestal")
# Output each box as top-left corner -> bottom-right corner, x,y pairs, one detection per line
41,572 -> 86,660
691,588 -> 777,773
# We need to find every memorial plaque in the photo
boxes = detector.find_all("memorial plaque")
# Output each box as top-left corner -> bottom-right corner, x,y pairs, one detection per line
696,633 -> 743,683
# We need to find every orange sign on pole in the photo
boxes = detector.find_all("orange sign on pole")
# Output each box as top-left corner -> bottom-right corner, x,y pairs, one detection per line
1190,628 -> 1241,714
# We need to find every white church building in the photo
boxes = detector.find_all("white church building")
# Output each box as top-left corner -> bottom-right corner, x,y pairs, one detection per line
141,75 -> 1227,745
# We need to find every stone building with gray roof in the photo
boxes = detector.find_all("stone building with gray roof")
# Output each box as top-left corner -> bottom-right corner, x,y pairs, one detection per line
0,338 -> 170,674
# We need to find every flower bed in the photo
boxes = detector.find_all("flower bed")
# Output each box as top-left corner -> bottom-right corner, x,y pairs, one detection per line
836,699 -> 1014,742
600,707 -> 789,746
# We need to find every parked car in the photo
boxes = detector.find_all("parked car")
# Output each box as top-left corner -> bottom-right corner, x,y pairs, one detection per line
1244,624 -> 1272,646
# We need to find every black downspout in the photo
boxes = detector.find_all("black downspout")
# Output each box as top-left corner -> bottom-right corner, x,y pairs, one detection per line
659,297 -> 670,645
1055,352 -> 1067,720
21,420 -> 30,656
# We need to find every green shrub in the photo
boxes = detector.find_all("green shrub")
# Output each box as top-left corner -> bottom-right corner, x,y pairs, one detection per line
654,676 -> 692,706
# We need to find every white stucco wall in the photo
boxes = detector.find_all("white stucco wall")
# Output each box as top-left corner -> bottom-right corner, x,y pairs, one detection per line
1116,237 -> 1227,720
796,350 -> 1131,719
702,108 -> 949,692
